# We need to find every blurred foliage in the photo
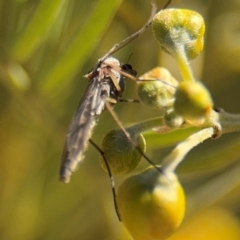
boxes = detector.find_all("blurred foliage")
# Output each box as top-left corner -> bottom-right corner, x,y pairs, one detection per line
0,0 -> 240,239
168,207 -> 240,240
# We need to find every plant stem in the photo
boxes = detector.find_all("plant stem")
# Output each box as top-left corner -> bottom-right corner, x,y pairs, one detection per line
161,127 -> 214,174
174,46 -> 195,82
219,111 -> 240,134
204,109 -> 240,134
126,117 -> 165,133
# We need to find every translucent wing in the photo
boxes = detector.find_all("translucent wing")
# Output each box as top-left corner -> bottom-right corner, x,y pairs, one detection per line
60,76 -> 111,183
60,57 -> 129,183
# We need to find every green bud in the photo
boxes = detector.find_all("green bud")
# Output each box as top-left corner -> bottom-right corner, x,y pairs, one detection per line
163,109 -> 184,129
152,9 -> 205,59
100,128 -> 146,175
117,167 -> 185,240
174,81 -> 213,122
137,67 -> 178,110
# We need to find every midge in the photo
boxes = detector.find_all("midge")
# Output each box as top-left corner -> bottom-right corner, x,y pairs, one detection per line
60,2 -> 170,183
60,58 -> 137,183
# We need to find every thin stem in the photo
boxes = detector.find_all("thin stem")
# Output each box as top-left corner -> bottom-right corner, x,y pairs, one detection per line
161,127 -> 214,174
100,0 -> 171,61
126,113 -> 185,134
174,46 -> 195,82
100,3 -> 157,61
127,117 -> 165,133
218,111 -> 240,134
203,109 -> 240,135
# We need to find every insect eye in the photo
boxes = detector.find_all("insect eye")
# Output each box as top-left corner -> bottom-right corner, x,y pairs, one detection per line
121,63 -> 137,77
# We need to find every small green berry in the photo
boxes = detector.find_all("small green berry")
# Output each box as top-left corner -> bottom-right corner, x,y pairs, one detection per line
137,67 -> 178,110
163,109 -> 184,129
100,128 -> 146,175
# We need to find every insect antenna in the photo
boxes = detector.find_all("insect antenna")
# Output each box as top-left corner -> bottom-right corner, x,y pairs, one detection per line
126,52 -> 134,64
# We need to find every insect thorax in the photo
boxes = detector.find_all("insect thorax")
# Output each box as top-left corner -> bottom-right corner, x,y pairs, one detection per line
102,57 -> 125,100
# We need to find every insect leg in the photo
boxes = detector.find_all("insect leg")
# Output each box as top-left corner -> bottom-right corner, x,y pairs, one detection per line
119,98 -> 140,103
105,101 -> 162,174
89,139 -> 121,221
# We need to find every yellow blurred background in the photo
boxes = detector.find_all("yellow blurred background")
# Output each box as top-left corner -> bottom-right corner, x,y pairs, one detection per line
1,0 -> 240,239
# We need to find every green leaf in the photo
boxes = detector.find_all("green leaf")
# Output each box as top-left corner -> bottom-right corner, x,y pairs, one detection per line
10,0 -> 67,62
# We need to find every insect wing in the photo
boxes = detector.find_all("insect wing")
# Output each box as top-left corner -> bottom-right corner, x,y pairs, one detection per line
60,77 -> 108,183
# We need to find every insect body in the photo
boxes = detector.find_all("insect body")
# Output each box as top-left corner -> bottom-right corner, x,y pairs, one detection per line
60,57 -> 136,183
59,2 -> 173,183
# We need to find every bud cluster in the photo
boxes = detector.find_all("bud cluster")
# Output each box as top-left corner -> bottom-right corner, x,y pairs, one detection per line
98,6 -> 238,240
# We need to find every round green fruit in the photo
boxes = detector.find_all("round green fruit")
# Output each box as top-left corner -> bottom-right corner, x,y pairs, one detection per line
117,167 -> 185,240
100,128 -> 146,175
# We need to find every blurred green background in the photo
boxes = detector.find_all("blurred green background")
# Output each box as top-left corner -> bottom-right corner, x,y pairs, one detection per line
1,0 -> 240,239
